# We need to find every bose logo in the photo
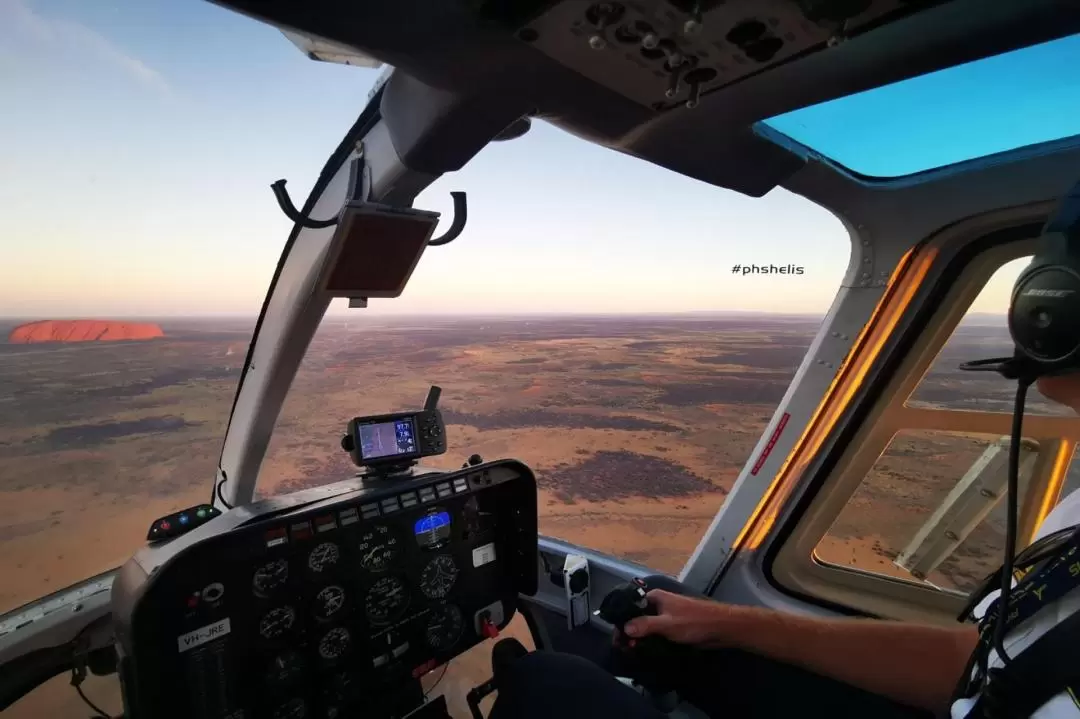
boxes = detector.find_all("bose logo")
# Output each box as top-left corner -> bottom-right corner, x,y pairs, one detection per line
1022,289 -> 1075,298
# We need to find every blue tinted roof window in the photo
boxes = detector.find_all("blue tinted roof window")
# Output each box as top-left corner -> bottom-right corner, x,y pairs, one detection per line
760,33 -> 1080,177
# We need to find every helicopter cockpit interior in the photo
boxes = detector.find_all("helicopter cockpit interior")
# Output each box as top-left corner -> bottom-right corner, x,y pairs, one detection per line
5,0 -> 1080,718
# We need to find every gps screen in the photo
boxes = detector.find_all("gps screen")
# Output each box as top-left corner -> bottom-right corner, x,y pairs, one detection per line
357,418 -> 418,460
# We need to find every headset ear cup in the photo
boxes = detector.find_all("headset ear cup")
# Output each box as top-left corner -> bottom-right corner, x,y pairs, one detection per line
1008,264 -> 1080,370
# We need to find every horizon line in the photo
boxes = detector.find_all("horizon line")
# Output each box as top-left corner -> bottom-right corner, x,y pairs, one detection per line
0,310 -> 1011,322
1,310 -> 836,321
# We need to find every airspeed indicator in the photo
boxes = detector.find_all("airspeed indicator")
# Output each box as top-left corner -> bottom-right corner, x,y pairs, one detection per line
357,525 -> 401,572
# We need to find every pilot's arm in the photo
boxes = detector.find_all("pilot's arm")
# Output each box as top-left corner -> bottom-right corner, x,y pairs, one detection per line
624,374 -> 1080,716
624,590 -> 976,714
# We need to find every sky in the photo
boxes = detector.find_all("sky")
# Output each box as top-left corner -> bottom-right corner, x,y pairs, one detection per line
0,0 -> 1040,318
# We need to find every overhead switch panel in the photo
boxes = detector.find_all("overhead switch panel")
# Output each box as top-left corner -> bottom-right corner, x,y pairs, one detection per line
515,0 -> 925,111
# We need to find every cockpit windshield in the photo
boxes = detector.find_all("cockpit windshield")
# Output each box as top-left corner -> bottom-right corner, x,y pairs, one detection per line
0,0 -> 371,614
761,31 -> 1080,178
0,0 -> 849,613
0,0 -> 1058,628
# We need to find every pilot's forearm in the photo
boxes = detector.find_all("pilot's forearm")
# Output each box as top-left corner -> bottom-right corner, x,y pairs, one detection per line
700,603 -> 978,714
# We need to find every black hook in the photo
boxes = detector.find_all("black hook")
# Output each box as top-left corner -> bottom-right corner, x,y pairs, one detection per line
272,178 -> 466,244
429,191 -> 468,246
270,179 -> 340,229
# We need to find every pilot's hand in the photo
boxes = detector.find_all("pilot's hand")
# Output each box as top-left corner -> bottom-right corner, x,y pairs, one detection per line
620,589 -> 726,647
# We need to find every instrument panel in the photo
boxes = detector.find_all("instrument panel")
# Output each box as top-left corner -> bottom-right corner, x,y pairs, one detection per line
112,460 -> 538,719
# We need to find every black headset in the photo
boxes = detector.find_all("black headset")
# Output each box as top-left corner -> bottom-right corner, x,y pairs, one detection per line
953,179 -> 1080,716
962,180 -> 1080,381
1008,179 -> 1080,377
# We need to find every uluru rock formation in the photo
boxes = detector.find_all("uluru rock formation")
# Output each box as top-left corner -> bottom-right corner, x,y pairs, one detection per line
8,320 -> 165,344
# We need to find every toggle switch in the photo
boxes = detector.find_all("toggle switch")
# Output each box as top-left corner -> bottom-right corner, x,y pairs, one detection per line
665,64 -> 685,99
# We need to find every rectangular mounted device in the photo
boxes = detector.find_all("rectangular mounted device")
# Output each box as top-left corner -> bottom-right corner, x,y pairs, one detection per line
346,409 -> 446,467
322,202 -> 441,299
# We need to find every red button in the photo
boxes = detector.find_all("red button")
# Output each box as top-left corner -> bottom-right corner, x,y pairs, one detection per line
161,520 -> 171,530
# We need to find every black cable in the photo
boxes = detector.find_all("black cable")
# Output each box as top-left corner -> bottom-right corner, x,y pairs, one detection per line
215,477 -> 234,510
74,681 -> 110,718
993,377 -> 1033,665
424,661 -> 450,699
67,614 -> 114,718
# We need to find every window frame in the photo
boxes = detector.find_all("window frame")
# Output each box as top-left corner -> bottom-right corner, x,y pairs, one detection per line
766,231 -> 1080,622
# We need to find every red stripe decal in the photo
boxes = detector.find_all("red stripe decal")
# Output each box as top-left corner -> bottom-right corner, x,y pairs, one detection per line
750,412 -> 790,476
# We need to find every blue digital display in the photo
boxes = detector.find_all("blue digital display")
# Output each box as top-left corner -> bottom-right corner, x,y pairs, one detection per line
414,511 -> 450,535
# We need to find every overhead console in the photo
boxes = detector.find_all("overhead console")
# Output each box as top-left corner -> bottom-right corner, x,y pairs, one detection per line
494,0 -> 933,111
111,459 -> 538,719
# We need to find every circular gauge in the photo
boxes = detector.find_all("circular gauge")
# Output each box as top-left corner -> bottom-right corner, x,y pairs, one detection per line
307,542 -> 340,574
419,555 -> 458,599
259,606 -> 296,639
425,604 -> 464,651
364,575 -> 409,625
272,697 -> 307,719
313,585 -> 346,623
318,627 -> 351,661
266,650 -> 305,686
357,525 -> 402,572
252,558 -> 289,597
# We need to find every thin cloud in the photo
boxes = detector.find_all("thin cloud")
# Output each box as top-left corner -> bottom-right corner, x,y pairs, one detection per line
2,0 -> 175,98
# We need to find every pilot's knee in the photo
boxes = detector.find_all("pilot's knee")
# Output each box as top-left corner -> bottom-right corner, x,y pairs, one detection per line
502,649 -> 607,684
491,651 -> 665,719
